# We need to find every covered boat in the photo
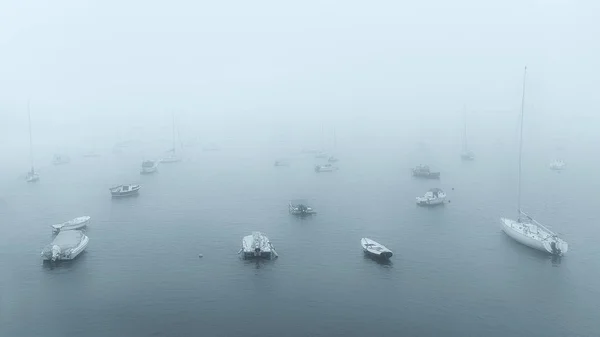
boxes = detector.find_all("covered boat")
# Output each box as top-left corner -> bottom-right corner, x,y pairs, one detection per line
288,200 -> 317,216
416,188 -> 446,206
109,184 -> 141,197
51,216 -> 91,233
315,164 -> 338,173
411,165 -> 440,179
52,154 -> 70,165
361,238 -> 393,259
240,232 -> 277,260
140,160 -> 159,174
549,160 -> 565,171
41,230 -> 89,262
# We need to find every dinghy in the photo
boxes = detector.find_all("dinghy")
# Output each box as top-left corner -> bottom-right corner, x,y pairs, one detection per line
51,216 -> 91,233
361,238 -> 393,259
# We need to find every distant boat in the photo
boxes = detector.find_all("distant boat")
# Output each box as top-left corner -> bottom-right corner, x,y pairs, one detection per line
412,165 -> 440,179
549,160 -> 565,171
315,151 -> 329,159
500,67 -> 568,256
203,143 -> 220,152
461,106 -> 475,161
288,200 -> 317,216
315,164 -> 338,173
240,232 -> 277,260
109,184 -> 141,198
361,238 -> 393,259
41,230 -> 89,262
52,154 -> 70,165
161,113 -> 181,163
327,155 -> 338,163
83,150 -> 100,158
25,101 -> 39,183
416,188 -> 446,206
274,160 -> 289,167
140,160 -> 159,174
51,216 -> 91,233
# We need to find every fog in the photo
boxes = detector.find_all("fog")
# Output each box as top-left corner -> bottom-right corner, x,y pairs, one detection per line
1,0 -> 598,162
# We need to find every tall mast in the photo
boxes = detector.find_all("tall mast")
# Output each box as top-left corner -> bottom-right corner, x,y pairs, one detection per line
27,100 -> 34,171
172,113 -> 176,153
517,66 -> 527,214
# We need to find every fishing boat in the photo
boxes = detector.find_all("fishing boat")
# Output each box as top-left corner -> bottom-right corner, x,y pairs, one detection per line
416,188 -> 446,206
549,160 -> 565,171
52,154 -> 70,165
109,184 -> 141,197
361,238 -> 393,259
412,165 -> 440,179
288,200 -> 317,216
240,232 -> 278,260
140,160 -> 159,174
161,114 -> 181,163
41,230 -> 89,262
25,101 -> 39,183
500,67 -> 568,256
315,164 -> 338,172
51,216 -> 91,233
461,106 -> 475,160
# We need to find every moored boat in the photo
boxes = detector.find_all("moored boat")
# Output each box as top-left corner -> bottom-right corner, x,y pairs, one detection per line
240,232 -> 277,260
52,154 -> 70,165
416,188 -> 446,206
41,230 -> 89,262
140,160 -> 159,174
109,184 -> 141,197
51,216 -> 91,233
411,165 -> 440,179
361,238 -> 393,259
315,164 -> 338,173
549,160 -> 565,171
288,200 -> 317,216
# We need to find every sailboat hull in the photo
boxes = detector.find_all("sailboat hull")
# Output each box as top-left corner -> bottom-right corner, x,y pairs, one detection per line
500,218 -> 568,255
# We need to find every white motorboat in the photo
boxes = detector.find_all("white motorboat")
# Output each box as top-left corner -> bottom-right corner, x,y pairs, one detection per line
240,232 -> 277,260
25,102 -> 40,183
500,67 -> 568,256
549,160 -> 565,171
361,238 -> 393,259
51,216 -> 91,233
288,200 -> 317,216
52,154 -> 70,165
315,164 -> 338,172
109,184 -> 141,197
140,160 -> 159,174
416,188 -> 446,206
41,230 -> 89,262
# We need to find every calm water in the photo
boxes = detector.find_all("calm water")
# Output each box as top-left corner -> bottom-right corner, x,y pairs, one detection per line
1,146 -> 599,337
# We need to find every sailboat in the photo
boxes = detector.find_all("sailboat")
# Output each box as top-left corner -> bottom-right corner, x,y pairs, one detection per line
25,101 -> 39,183
460,106 -> 475,160
161,113 -> 181,163
500,67 -> 568,256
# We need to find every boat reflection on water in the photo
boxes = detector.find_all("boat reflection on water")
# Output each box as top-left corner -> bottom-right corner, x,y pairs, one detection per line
363,253 -> 393,267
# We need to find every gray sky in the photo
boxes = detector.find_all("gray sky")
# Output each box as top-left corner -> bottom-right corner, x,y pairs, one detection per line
1,0 -> 598,154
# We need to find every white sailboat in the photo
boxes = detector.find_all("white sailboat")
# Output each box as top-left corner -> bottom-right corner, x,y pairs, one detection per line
500,67 -> 568,256
460,106 -> 475,160
25,101 -> 39,183
161,113 -> 181,163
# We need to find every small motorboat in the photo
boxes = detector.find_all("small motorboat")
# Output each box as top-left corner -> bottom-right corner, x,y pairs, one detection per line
288,200 -> 317,216
109,184 -> 141,197
51,216 -> 91,233
315,164 -> 338,173
549,160 -> 565,171
52,154 -> 70,165
416,188 -> 446,206
328,155 -> 338,163
25,169 -> 39,183
240,232 -> 277,260
41,230 -> 89,262
361,238 -> 393,259
140,160 -> 159,174
411,165 -> 440,179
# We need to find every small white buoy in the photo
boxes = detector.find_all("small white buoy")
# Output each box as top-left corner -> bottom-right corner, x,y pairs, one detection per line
198,254 -> 203,258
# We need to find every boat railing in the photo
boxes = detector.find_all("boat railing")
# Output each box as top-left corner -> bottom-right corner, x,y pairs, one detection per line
519,210 -> 557,236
